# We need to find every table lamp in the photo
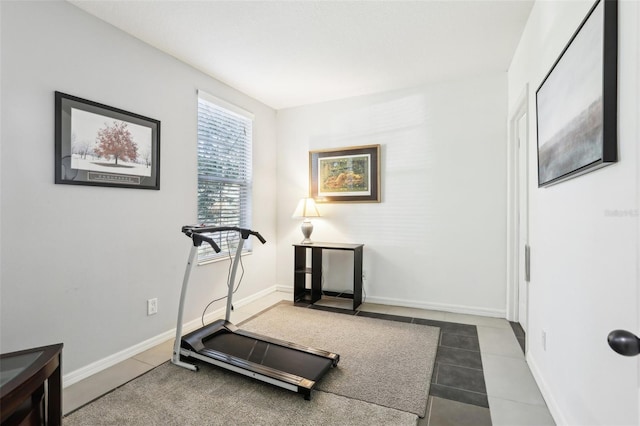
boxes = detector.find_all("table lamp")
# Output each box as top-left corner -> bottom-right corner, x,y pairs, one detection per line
292,197 -> 321,244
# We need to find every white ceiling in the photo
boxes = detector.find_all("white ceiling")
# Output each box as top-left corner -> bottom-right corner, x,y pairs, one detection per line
69,0 -> 534,110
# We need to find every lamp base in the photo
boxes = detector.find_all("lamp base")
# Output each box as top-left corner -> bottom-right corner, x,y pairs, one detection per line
300,219 -> 314,244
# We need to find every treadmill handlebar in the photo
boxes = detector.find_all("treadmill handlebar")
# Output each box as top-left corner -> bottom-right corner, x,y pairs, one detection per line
252,231 -> 267,244
182,225 -> 267,246
192,233 -> 221,253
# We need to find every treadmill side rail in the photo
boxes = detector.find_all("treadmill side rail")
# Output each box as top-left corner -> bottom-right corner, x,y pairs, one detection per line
179,347 -> 315,400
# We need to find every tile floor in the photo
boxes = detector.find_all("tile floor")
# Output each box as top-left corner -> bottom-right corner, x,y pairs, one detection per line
63,291 -> 555,425
310,300 -> 490,413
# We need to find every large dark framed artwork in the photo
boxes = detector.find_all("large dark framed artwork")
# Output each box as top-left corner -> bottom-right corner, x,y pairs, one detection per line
309,144 -> 380,203
55,91 -> 161,190
536,0 -> 617,187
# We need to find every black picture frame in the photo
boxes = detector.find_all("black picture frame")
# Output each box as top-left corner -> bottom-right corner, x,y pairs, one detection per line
309,144 -> 380,203
535,0 -> 617,187
55,91 -> 160,190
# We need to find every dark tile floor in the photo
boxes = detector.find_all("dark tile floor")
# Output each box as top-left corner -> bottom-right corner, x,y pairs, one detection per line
509,321 -> 526,353
414,317 -> 488,408
303,302 -> 493,425
424,396 -> 492,426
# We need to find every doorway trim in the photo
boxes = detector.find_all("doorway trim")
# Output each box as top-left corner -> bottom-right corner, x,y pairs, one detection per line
506,84 -> 529,323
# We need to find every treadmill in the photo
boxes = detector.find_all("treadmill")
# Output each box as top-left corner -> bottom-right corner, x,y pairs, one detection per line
172,225 -> 339,400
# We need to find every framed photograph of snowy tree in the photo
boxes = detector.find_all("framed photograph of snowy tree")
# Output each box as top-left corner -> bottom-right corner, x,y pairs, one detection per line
55,92 -> 160,189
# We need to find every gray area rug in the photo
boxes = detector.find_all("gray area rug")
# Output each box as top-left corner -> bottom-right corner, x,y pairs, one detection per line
64,363 -> 416,425
65,304 -> 439,425
241,304 -> 439,416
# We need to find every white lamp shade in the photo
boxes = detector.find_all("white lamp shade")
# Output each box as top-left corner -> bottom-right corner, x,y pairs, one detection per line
292,198 -> 320,218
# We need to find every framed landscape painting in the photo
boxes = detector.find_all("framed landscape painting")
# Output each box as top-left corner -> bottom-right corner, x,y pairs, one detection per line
535,0 -> 617,187
309,144 -> 380,203
55,91 -> 161,189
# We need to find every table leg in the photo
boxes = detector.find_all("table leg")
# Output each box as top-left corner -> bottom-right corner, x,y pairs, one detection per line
353,247 -> 363,310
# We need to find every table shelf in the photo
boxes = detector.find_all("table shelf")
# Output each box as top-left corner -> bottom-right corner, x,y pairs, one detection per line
293,242 -> 363,311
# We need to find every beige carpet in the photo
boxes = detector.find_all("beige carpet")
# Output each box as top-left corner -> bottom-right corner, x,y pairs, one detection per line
241,304 -> 439,416
65,303 -> 439,425
64,363 -> 417,425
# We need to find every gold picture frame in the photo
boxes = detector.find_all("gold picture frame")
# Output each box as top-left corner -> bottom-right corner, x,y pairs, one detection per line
309,144 -> 380,203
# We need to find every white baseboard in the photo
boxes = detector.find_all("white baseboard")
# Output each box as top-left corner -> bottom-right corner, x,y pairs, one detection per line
64,286 -> 505,387
274,284 -> 504,318
63,285 -> 281,388
364,295 -> 506,318
232,285 -> 282,308
526,353 -> 564,425
63,329 -> 176,388
275,284 -> 293,295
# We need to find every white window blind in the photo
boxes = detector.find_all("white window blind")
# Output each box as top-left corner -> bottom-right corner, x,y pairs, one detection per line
197,91 -> 253,263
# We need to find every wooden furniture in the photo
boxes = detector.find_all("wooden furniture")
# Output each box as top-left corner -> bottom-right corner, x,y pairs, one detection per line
0,343 -> 63,426
293,242 -> 364,311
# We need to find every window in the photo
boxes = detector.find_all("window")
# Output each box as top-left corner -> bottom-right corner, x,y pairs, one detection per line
197,90 -> 253,263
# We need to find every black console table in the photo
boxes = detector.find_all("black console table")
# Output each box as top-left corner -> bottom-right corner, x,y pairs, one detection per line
293,242 -> 364,311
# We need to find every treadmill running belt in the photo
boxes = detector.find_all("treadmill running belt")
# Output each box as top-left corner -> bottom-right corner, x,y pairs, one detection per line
203,332 -> 333,382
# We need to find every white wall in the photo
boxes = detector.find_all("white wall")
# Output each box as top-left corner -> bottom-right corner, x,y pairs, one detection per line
0,0 -> 278,382
508,1 -> 639,424
276,73 -> 508,317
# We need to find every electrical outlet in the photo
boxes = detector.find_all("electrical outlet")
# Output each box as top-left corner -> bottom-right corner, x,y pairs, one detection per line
541,330 -> 547,351
362,270 -> 367,281
147,298 -> 158,316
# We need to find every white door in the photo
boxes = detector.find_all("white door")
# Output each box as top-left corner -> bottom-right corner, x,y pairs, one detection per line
516,113 -> 529,332
606,4 -> 640,417
607,123 -> 640,423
